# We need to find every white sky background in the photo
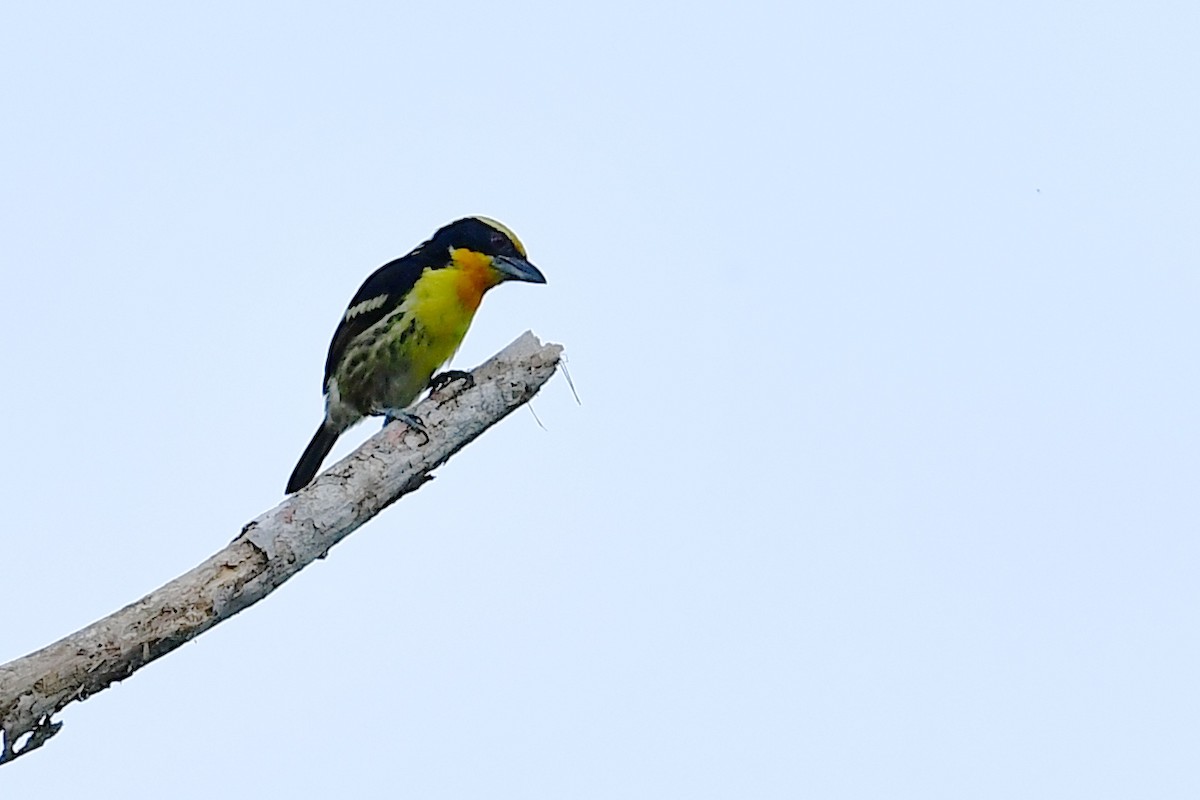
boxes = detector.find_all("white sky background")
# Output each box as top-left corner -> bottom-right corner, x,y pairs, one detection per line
2,1 -> 1198,796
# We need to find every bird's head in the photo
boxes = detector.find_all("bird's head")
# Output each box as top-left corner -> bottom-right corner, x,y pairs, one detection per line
431,216 -> 547,287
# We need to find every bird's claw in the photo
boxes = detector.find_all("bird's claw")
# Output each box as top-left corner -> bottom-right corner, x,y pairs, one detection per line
429,369 -> 474,395
382,409 -> 429,442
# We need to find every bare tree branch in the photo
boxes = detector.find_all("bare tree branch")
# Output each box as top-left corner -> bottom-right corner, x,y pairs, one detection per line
0,332 -> 563,765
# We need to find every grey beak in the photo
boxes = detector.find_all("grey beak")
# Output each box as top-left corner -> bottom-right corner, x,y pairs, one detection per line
493,254 -> 547,284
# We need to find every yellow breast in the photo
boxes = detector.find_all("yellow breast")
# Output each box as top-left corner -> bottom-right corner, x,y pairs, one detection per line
402,252 -> 500,374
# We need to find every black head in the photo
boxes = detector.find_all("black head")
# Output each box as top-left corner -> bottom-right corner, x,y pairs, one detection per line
424,216 -> 545,284
430,216 -> 529,259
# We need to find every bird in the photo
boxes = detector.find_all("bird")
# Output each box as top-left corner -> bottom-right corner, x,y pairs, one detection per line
285,216 -> 546,493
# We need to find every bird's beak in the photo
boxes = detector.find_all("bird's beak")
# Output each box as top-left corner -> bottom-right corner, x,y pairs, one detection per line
492,254 -> 547,284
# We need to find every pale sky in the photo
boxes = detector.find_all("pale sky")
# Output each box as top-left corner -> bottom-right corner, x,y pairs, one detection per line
2,1 -> 1198,797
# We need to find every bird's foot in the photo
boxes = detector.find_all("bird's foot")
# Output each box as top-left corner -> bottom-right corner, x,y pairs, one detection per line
382,409 -> 429,443
429,369 -> 474,395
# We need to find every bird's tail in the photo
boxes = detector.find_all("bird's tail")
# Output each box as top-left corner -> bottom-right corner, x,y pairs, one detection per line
286,423 -> 340,494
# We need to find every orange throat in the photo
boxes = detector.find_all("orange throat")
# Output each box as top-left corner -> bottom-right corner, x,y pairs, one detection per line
450,248 -> 500,311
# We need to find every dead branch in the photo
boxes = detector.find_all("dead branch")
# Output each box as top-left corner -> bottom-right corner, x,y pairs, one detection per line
0,332 -> 563,765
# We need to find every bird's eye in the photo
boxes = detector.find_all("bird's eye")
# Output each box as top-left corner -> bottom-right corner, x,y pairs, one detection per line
489,230 -> 509,249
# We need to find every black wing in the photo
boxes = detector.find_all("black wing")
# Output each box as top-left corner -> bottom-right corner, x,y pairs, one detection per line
322,256 -> 427,389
